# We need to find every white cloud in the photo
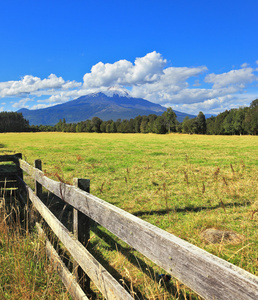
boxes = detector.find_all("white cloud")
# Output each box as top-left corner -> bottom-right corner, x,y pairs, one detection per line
0,74 -> 81,98
0,107 -> 3,112
62,80 -> 81,89
193,80 -> 201,87
204,67 -> 257,89
131,66 -> 208,102
12,97 -> 33,109
241,62 -> 249,68
37,94 -> 70,105
35,89 -> 83,106
30,103 -> 56,110
83,51 -> 166,88
173,94 -> 256,115
1,52 -> 257,115
176,95 -> 234,114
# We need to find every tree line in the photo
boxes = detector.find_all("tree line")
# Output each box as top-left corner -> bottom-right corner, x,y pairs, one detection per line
0,112 -> 29,132
206,99 -> 258,135
1,99 -> 257,134
32,107 -> 182,134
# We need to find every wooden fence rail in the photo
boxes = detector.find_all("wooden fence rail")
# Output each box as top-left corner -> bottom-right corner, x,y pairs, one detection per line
1,154 -> 258,300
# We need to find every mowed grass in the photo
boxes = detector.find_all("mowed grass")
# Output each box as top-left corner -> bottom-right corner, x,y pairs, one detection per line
0,132 -> 257,298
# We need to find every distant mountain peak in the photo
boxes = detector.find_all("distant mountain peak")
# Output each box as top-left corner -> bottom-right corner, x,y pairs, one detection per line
103,86 -> 131,98
18,90 -> 196,125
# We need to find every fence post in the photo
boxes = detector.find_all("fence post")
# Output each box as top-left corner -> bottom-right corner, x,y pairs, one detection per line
34,159 -> 42,199
15,153 -> 23,180
73,178 -> 91,293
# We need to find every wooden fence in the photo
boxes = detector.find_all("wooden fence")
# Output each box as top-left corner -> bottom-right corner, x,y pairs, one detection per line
0,153 -> 258,300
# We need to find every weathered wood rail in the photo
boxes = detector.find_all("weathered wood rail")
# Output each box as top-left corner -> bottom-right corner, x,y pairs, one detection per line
0,154 -> 258,300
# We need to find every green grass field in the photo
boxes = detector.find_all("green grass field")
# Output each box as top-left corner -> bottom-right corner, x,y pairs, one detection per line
0,132 -> 257,299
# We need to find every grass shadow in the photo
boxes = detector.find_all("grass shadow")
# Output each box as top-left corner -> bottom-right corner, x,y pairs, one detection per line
14,183 -> 199,299
91,224 -> 198,299
133,201 -> 251,217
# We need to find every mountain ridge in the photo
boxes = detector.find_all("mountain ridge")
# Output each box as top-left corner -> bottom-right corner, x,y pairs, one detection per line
18,90 -> 196,125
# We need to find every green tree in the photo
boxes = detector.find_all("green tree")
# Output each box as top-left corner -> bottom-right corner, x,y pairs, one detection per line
206,116 -> 216,134
91,117 -> 102,133
115,119 -> 122,132
223,110 -> 236,135
162,107 -> 177,133
234,107 -> 246,135
245,99 -> 258,134
120,120 -> 130,133
154,116 -> 166,134
134,116 -> 142,133
100,121 -> 107,133
250,99 -> 258,109
0,112 -> 29,132
182,116 -> 191,133
140,116 -> 149,133
196,112 -> 206,134
147,114 -> 157,132
110,121 -> 117,133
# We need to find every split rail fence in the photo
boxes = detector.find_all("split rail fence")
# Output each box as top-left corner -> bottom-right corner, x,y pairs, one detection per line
0,153 -> 258,300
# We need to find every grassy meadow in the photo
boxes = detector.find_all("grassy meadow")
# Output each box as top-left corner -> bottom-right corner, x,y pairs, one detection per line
0,132 -> 257,299
0,195 -> 71,300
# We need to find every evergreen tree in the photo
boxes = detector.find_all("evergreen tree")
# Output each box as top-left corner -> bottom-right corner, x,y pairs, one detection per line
182,116 -> 191,133
147,114 -> 157,132
154,116 -> 166,134
120,120 -> 130,133
91,117 -> 102,133
140,116 -> 149,133
246,99 -> 258,134
134,116 -> 142,133
0,112 -> 29,132
196,111 -> 206,134
110,121 -> 117,133
100,121 -> 107,133
234,108 -> 246,135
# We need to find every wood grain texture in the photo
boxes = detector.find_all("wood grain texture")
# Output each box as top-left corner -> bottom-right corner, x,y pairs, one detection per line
36,223 -> 88,300
19,159 -> 258,300
21,179 -> 133,300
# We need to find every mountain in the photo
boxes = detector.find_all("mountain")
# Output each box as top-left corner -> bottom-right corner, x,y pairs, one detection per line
205,114 -> 217,119
18,87 -> 196,125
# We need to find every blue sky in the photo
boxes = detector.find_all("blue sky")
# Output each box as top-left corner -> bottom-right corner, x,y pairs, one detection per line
1,0 -> 258,116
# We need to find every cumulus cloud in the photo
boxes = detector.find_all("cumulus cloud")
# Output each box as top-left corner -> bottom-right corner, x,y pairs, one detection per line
131,65 -> 208,104
1,51 -> 257,115
172,94 -> 254,116
0,74 -> 81,98
204,67 -> 256,89
83,51 -> 166,88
